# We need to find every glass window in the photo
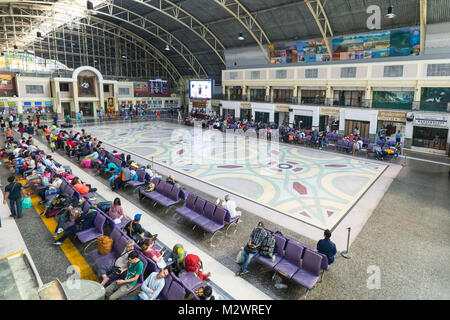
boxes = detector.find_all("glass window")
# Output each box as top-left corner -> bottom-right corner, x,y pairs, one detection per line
103,84 -> 109,92
229,72 -> 238,80
275,70 -> 287,79
118,87 -> 130,96
25,85 -> 44,94
413,126 -> 448,150
340,67 -> 356,78
250,71 -> 260,80
59,83 -> 69,92
305,68 -> 318,78
427,64 -> 450,77
383,65 -> 404,77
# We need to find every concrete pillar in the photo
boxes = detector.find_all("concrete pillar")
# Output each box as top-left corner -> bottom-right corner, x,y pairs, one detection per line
293,86 -> 299,104
413,85 -> 421,110
365,86 -> 373,108
113,83 -> 119,112
326,86 -> 333,106
265,85 -> 270,102
72,80 -> 79,117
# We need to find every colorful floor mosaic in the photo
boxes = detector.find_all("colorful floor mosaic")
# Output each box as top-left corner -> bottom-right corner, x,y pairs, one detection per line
84,121 -> 387,230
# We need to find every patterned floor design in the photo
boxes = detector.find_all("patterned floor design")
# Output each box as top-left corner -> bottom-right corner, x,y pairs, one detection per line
84,121 -> 387,230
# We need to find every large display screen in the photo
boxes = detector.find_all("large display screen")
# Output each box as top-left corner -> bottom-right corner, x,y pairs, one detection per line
149,79 -> 168,95
189,79 -> 213,100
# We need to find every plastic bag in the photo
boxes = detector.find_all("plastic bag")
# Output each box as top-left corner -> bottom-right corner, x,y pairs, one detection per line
235,247 -> 243,264
272,272 -> 288,289
21,197 -> 32,210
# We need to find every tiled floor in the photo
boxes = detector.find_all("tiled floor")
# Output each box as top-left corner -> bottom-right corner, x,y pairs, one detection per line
86,121 -> 387,230
2,119 -> 449,300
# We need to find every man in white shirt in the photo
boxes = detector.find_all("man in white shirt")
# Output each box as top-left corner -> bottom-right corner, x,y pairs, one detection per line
122,268 -> 169,300
216,194 -> 242,219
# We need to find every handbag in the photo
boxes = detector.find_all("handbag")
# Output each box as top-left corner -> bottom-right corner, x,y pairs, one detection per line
235,249 -> 243,264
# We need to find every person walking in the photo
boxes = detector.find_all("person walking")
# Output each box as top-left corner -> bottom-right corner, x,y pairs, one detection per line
3,176 -> 26,219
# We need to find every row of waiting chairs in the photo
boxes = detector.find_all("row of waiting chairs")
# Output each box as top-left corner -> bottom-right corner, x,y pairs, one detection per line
252,229 -> 330,299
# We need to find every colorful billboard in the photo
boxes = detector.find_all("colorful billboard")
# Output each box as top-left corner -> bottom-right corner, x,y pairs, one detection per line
133,81 -> 149,97
269,27 -> 420,64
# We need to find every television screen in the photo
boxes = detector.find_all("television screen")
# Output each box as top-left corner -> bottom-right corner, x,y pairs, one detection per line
189,79 -> 212,99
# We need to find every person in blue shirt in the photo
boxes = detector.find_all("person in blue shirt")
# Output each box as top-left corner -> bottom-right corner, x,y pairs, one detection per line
122,268 -> 169,300
395,130 -> 402,143
317,229 -> 337,265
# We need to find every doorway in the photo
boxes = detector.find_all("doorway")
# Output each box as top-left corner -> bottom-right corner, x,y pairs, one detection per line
79,102 -> 94,117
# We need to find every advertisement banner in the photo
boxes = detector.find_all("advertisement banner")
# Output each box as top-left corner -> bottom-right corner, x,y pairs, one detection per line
133,81 -> 149,97
0,73 -> 14,90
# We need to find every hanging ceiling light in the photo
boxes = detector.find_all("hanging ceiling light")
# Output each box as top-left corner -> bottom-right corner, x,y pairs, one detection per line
386,6 -> 395,18
238,32 -> 244,40
121,55 -> 127,58
165,44 -> 170,51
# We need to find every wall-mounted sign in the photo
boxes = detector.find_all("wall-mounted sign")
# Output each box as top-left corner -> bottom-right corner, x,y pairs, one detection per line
240,102 -> 252,109
320,107 -> 341,116
413,114 -> 447,128
378,111 -> 407,122
275,105 -> 290,112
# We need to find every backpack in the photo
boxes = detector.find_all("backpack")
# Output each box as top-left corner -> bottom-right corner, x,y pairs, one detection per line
184,254 -> 202,275
259,233 -> 276,258
172,243 -> 187,268
80,159 -> 91,168
97,201 -> 113,213
121,168 -> 132,181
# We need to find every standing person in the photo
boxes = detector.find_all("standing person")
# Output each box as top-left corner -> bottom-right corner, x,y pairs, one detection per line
177,108 -> 182,121
53,114 -> 58,126
236,222 -> 267,276
78,110 -> 83,123
35,112 -> 41,127
317,229 -> 337,265
395,130 -> 402,143
0,119 -> 6,132
8,114 -> 14,128
122,268 -> 169,300
18,122 -> 25,138
3,176 -> 26,219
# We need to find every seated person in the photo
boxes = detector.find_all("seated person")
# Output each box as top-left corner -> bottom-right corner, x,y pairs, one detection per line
71,177 -> 97,198
52,204 -> 96,245
236,221 -> 267,276
141,238 -> 171,267
111,164 -> 133,190
122,268 -> 169,300
166,175 -> 176,186
195,285 -> 223,300
98,239 -> 135,286
317,229 -> 337,265
104,250 -> 143,300
108,197 -> 130,224
216,194 -> 241,219
124,214 -> 157,246
52,196 -> 85,234
39,175 -> 63,216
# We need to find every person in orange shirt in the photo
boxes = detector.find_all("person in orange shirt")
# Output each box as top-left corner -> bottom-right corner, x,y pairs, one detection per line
71,177 -> 97,199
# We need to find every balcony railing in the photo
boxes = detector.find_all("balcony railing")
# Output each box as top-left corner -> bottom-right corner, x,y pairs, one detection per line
208,95 -> 449,112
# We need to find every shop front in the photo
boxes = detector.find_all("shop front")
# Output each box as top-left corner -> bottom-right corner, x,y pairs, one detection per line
377,111 -> 407,141
79,102 -> 94,117
320,107 -> 341,132
229,86 -> 243,101
411,114 -> 449,153
240,102 -> 252,121
210,99 -> 221,116
190,99 -> 208,118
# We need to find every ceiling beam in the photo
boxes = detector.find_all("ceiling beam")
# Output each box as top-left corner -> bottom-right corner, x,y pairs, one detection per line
212,0 -> 272,62
303,0 -> 333,58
